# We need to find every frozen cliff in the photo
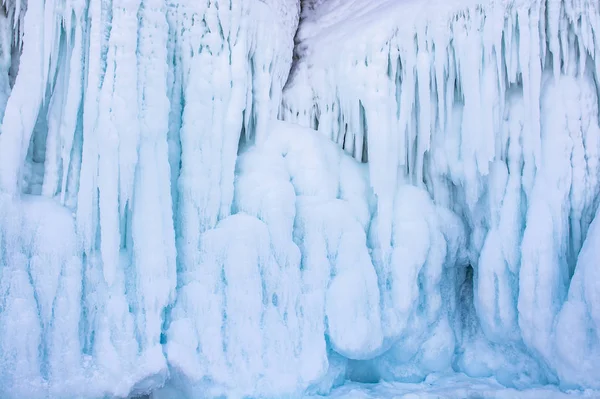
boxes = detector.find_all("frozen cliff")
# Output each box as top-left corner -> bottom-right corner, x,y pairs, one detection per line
282,0 -> 600,391
0,0 -> 599,398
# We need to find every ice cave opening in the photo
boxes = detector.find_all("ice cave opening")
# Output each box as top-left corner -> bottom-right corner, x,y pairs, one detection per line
0,0 -> 600,398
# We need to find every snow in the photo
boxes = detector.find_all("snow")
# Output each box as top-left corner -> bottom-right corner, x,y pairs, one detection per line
0,0 -> 599,398
304,374 -> 600,399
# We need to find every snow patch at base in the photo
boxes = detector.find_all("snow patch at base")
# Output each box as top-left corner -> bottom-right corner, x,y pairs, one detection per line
304,374 -> 600,399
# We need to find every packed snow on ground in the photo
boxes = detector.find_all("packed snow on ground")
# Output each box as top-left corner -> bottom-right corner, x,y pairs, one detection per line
304,374 -> 600,399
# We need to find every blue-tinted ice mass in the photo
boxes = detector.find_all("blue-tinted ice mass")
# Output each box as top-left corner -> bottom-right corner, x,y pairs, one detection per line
0,0 -> 600,398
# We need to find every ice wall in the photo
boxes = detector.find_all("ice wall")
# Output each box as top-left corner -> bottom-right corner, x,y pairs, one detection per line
160,121 -> 387,398
0,0 -> 300,398
282,0 -> 600,390
0,0 -> 600,398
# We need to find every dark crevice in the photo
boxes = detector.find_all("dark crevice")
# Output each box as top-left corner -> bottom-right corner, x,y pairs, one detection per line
283,0 -> 310,91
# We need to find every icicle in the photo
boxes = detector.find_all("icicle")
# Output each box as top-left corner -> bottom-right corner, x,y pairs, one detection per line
416,33 -> 431,186
560,9 -> 570,75
528,5 -> 543,174
506,11 -> 520,85
433,30 -> 446,133
0,5 -> 13,122
133,0 -> 176,352
42,0 -> 60,93
0,0 -> 45,195
539,0 -> 547,70
59,7 -> 84,205
445,45 -> 456,138
578,24 -> 587,78
77,0 -> 104,254
110,0 -> 142,218
517,6 -> 542,195
491,4 -> 506,129
165,1 -> 182,226
42,45 -> 67,198
96,52 -> 121,287
398,40 -> 416,176
355,100 -> 365,161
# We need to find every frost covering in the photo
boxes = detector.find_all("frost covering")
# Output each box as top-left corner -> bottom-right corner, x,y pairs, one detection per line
0,0 -> 600,398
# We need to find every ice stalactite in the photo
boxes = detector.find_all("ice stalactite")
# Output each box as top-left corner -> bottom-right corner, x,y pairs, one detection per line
0,0 -> 44,195
0,0 -> 299,398
1,0 -> 600,397
170,0 -> 299,279
282,0 -> 600,390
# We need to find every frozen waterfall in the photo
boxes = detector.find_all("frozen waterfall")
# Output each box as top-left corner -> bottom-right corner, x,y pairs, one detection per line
0,0 -> 599,398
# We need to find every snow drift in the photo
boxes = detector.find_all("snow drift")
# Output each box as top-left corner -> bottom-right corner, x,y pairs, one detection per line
0,0 -> 599,398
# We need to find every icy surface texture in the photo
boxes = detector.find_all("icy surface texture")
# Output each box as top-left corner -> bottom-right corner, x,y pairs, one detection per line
159,121 -> 384,398
0,0 -> 600,398
303,373 -> 600,399
0,0 -> 299,398
282,0 -> 600,391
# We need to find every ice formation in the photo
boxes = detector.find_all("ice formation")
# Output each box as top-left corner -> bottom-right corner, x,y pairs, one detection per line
0,0 -> 599,398
283,0 -> 600,390
0,0 -> 301,397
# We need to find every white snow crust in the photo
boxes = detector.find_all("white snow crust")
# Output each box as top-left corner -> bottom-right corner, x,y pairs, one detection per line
304,373 -> 600,399
0,0 -> 599,398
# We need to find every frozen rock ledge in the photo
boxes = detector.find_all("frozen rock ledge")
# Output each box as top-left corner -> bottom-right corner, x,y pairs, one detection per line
0,0 -> 599,398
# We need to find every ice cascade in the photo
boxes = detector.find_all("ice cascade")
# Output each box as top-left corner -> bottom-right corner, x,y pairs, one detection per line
282,0 -> 600,391
0,0 -> 599,398
0,0 -> 300,398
